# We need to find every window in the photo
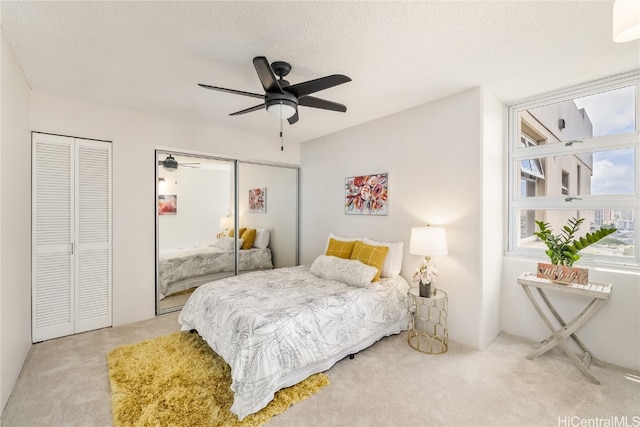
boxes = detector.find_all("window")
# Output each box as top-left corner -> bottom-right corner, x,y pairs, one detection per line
508,72 -> 639,268
561,171 -> 569,196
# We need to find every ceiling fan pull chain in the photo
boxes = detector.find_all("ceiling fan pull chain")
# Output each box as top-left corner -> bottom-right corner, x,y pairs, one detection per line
280,118 -> 284,151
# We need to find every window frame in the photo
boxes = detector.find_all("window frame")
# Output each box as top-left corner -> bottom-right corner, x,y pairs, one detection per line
507,71 -> 640,269
561,170 -> 569,196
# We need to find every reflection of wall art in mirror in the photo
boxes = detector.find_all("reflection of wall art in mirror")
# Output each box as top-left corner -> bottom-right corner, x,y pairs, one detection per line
249,188 -> 266,213
345,173 -> 388,216
158,195 -> 177,215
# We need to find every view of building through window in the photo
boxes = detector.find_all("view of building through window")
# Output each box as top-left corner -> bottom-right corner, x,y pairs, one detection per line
512,81 -> 637,264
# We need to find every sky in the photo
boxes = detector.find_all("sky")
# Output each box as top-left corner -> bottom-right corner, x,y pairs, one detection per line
573,85 -> 635,195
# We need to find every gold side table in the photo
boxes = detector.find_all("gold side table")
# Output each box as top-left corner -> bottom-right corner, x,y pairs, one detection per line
408,288 -> 448,354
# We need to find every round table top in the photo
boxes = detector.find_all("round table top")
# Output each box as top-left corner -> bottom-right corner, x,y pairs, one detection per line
409,287 -> 447,300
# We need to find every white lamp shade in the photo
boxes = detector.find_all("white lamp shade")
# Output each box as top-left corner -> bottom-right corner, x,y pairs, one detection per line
220,215 -> 234,230
267,102 -> 296,119
613,0 -> 640,42
409,226 -> 448,257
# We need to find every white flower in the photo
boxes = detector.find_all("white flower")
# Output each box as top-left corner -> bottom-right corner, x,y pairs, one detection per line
412,259 -> 439,285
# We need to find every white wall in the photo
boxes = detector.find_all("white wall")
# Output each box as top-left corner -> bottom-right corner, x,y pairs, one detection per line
479,89 -> 505,349
300,87 -> 504,350
0,31 -> 32,413
158,167 -> 231,250
30,91 -> 300,328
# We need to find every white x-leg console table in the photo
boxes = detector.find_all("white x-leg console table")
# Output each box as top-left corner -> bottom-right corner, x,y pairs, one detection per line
517,272 -> 612,385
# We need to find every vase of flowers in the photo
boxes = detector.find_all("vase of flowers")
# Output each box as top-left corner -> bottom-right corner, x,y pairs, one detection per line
413,257 -> 439,298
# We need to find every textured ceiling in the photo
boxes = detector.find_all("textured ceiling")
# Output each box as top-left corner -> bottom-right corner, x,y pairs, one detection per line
1,1 -> 638,145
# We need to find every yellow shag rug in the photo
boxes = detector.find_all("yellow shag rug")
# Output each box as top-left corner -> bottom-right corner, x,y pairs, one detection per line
107,331 -> 329,427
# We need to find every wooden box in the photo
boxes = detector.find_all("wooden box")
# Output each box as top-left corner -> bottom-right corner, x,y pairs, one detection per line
536,262 -> 588,285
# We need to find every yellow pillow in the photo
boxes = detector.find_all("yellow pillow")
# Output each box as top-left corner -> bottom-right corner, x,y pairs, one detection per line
325,238 -> 356,259
229,227 -> 246,238
240,228 -> 256,250
350,241 -> 389,282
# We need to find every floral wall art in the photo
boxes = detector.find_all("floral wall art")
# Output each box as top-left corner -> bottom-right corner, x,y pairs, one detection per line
345,173 -> 388,215
249,187 -> 266,213
158,194 -> 177,215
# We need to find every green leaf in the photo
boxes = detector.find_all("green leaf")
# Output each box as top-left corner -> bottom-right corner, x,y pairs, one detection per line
536,217 -> 616,266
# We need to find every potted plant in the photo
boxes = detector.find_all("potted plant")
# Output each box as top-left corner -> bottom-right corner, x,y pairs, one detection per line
534,217 -> 616,284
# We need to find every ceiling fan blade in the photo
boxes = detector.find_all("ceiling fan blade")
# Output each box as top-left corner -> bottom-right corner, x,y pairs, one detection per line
299,95 -> 347,112
198,83 -> 263,99
286,74 -> 351,97
287,110 -> 299,125
230,104 -> 265,116
253,56 -> 283,94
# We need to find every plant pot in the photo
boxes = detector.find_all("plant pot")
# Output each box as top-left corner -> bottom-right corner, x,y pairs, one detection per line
536,262 -> 588,285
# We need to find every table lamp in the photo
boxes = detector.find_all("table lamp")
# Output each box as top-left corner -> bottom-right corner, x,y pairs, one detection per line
409,226 -> 448,297
220,215 -> 234,234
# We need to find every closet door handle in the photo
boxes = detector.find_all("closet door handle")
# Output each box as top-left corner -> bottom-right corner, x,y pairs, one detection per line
70,243 -> 74,255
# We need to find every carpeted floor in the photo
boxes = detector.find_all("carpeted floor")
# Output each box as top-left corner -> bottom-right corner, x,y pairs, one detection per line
107,331 -> 329,427
2,311 -> 639,426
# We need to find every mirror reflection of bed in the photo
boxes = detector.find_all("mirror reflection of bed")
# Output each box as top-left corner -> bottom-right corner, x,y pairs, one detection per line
156,151 -> 298,314
157,229 -> 274,310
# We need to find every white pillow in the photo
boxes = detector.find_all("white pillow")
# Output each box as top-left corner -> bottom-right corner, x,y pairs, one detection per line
362,237 -> 404,278
309,255 -> 377,288
324,233 -> 362,252
253,227 -> 270,249
214,236 -> 243,250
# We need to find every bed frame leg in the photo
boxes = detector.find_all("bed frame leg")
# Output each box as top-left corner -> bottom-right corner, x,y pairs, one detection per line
349,354 -> 355,360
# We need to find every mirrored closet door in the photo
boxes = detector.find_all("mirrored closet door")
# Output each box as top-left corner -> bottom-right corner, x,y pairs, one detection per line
237,162 -> 298,269
156,150 -> 299,314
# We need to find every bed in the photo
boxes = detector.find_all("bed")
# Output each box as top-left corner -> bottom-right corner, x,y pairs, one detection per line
179,240 -> 409,420
159,231 -> 273,299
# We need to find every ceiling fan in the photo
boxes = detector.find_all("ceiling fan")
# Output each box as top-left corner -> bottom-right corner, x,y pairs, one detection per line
198,56 -> 351,125
158,155 -> 200,171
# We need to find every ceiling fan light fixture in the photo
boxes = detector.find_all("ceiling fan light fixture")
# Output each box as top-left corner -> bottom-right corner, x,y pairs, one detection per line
267,100 -> 297,120
163,155 -> 178,172
613,0 -> 640,42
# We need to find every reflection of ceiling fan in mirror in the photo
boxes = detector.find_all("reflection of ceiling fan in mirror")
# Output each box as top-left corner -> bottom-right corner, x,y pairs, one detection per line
158,155 -> 200,171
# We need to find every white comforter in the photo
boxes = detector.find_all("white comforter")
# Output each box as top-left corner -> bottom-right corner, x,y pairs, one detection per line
178,265 -> 409,420
159,245 -> 273,298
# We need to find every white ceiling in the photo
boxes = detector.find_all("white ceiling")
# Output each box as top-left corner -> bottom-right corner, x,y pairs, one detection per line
1,1 -> 638,145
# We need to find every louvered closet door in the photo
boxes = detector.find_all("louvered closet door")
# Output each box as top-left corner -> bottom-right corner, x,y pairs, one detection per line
74,139 -> 112,333
32,134 -> 75,342
32,133 -> 112,342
